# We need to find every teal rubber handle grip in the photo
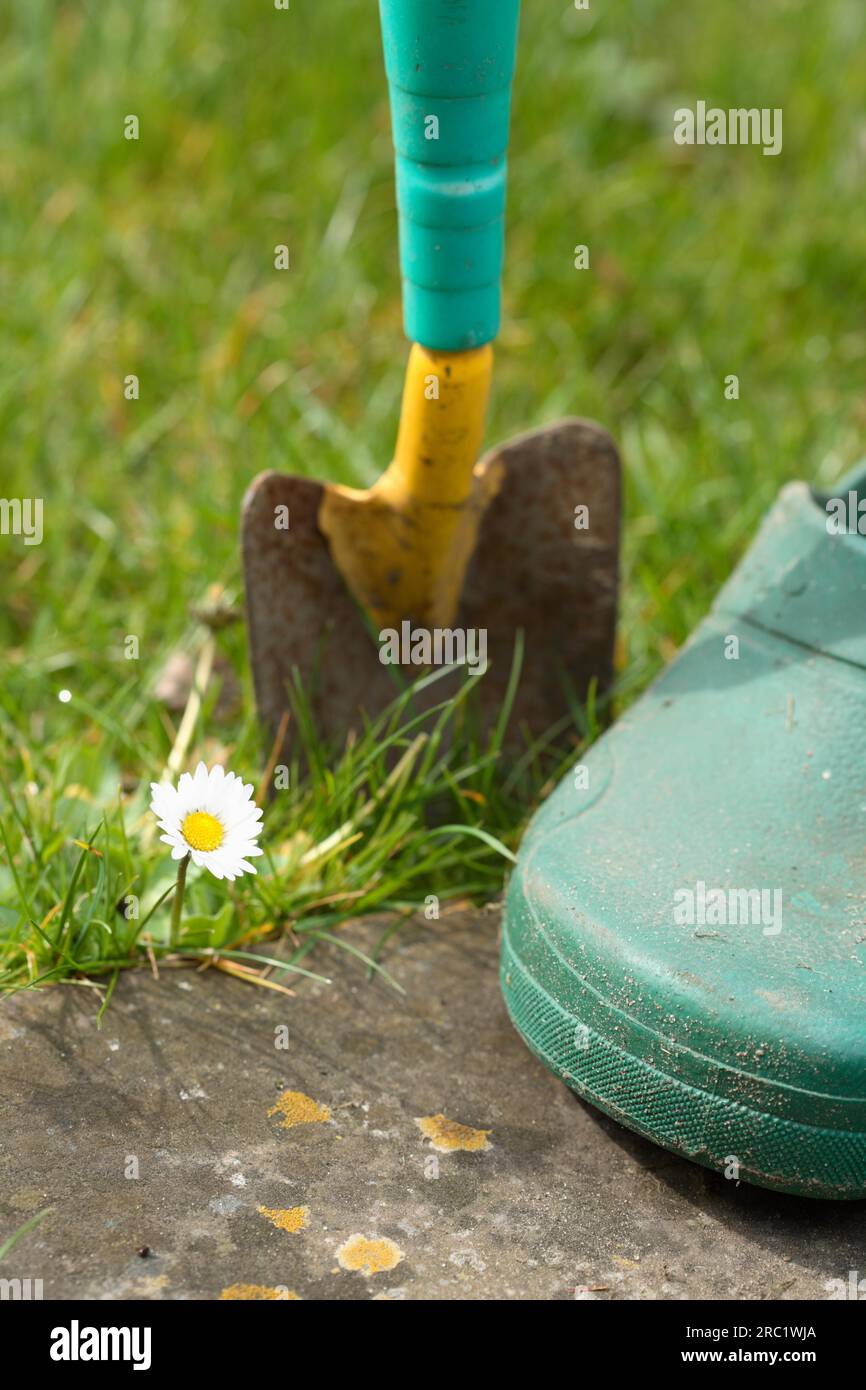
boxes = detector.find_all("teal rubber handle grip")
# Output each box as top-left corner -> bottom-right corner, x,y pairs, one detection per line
378,0 -> 521,351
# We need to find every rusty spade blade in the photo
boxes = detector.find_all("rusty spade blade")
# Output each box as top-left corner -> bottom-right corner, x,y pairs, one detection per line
242,416 -> 620,761
243,4 -> 620,765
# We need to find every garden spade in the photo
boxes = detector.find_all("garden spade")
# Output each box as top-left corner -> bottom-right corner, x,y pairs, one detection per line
242,0 -> 620,761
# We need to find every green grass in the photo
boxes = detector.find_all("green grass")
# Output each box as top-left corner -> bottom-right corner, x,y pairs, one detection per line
0,1205 -> 53,1261
2,0 -> 865,998
0,648 -> 575,999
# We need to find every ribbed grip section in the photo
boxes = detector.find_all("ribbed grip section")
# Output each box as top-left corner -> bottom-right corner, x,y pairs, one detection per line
378,0 -> 521,350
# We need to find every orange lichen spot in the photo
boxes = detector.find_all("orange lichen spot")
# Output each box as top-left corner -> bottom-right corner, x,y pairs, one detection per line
414,1113 -> 491,1153
267,1089 -> 330,1128
336,1234 -> 404,1277
219,1283 -> 299,1300
257,1204 -> 308,1234
135,1275 -> 169,1297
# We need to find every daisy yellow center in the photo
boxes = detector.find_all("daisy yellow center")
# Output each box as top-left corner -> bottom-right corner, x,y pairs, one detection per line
181,811 -> 224,853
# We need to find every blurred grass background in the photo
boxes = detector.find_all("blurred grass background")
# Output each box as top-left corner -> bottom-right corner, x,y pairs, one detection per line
1,0 -> 866,987
3,0 -> 866,702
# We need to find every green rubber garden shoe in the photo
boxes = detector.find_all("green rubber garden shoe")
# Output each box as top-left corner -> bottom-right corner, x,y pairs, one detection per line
501,466 -> 866,1199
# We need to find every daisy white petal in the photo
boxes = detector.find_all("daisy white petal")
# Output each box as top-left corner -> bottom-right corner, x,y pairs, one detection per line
149,763 -> 265,882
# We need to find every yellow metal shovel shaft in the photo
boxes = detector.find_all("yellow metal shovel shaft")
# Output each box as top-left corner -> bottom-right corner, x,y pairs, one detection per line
319,342 -> 494,633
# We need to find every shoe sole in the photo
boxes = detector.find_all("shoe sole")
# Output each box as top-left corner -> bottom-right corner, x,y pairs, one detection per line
501,917 -> 866,1201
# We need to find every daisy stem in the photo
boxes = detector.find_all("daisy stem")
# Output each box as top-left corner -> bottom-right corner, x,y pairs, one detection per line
169,854 -> 190,949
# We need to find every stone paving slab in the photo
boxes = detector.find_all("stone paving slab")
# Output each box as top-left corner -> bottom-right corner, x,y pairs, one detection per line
1,910 -> 864,1300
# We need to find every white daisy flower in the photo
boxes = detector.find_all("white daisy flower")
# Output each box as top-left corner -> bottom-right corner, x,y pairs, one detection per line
149,762 -> 264,881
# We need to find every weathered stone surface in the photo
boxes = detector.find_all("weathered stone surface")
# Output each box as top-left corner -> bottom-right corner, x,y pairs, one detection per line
0,911 -> 863,1300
